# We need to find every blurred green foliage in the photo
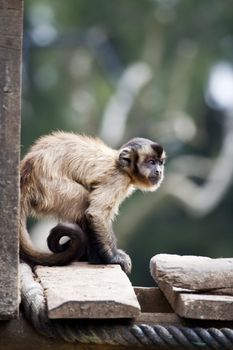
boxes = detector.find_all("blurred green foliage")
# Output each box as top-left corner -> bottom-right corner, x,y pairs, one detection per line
22,0 -> 233,286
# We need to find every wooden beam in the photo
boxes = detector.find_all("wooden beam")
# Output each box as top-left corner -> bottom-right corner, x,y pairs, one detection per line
35,262 -> 141,319
135,312 -> 182,326
0,0 -> 23,319
134,287 -> 173,313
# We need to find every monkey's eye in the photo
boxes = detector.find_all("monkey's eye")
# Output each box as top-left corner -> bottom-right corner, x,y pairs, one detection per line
147,159 -> 156,165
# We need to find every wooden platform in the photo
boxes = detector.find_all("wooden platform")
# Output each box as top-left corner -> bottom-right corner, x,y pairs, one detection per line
35,262 -> 141,319
5,260 -> 233,350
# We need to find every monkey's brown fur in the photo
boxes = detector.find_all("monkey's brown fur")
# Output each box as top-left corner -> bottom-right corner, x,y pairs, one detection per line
20,132 -> 166,273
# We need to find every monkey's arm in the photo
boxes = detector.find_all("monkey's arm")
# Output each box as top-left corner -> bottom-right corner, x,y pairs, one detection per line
85,183 -> 132,274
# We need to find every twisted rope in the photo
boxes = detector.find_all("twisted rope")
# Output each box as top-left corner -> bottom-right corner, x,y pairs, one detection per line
20,263 -> 233,349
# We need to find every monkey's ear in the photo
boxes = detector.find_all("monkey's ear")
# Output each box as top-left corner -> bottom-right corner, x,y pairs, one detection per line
119,148 -> 132,167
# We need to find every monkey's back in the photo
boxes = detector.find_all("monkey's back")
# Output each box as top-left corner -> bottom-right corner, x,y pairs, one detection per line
21,131 -> 119,190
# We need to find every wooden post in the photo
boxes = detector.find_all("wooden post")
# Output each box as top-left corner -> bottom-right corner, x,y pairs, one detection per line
0,0 -> 23,319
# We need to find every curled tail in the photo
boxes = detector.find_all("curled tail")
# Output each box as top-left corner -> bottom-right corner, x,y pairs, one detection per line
20,210 -> 87,266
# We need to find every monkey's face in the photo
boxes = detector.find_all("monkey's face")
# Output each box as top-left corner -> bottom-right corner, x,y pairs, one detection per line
118,137 -> 166,192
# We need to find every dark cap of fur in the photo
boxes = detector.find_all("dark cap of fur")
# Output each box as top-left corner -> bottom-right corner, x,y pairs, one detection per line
121,137 -> 164,157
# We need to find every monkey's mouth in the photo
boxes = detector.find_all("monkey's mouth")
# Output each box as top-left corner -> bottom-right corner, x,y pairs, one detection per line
149,175 -> 161,185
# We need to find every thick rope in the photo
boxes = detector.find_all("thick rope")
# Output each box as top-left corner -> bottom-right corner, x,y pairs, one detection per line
20,263 -> 233,349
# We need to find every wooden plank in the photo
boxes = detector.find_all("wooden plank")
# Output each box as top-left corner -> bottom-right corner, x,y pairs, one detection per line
158,282 -> 233,320
150,254 -> 233,291
177,293 -> 233,320
0,0 -> 23,319
35,262 -> 141,319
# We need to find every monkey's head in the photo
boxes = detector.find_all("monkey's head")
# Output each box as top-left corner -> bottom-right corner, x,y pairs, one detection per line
118,137 -> 166,192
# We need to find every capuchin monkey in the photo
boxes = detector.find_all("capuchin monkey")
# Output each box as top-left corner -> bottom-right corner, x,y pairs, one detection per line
20,132 -> 166,274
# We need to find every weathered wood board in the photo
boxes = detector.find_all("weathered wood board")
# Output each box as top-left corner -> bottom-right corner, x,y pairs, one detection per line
150,254 -> 233,320
158,282 -> 233,320
177,292 -> 233,320
35,262 -> 141,319
150,254 -> 233,291
0,0 -> 23,319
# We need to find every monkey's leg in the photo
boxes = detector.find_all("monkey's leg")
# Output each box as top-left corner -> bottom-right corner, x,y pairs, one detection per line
85,188 -> 132,274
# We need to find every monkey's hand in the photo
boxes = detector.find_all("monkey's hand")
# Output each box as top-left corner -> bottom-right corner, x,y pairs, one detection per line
88,247 -> 132,274
110,249 -> 132,274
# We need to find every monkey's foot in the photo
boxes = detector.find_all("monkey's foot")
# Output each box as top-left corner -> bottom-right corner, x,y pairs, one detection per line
110,249 -> 132,274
